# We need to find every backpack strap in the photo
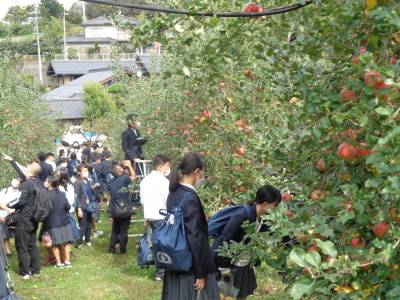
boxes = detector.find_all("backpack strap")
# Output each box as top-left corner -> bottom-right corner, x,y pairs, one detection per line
245,206 -> 251,220
178,192 -> 194,208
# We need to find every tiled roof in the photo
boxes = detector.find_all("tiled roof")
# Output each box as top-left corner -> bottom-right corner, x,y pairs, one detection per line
44,71 -> 116,99
50,98 -> 84,120
81,16 -> 142,27
47,60 -> 137,76
136,54 -> 164,75
58,33 -> 117,44
44,71 -> 120,119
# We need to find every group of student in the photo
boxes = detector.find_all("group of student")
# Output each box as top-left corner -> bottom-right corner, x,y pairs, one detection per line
0,141 -> 120,278
140,152 -> 282,300
0,140 -> 282,299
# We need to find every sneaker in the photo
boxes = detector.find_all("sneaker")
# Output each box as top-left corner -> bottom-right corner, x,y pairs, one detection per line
155,277 -> 164,282
93,230 -> 104,238
64,262 -> 72,268
43,257 -> 56,265
76,245 -> 84,249
54,264 -> 64,268
22,275 -> 30,280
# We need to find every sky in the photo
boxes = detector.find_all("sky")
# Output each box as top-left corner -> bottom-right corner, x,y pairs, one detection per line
1,0 -> 78,21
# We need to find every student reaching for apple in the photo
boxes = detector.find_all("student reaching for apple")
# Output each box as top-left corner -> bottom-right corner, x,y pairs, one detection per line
211,185 -> 282,300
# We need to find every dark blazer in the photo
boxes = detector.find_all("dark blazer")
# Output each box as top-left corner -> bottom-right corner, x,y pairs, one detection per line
45,189 -> 71,231
73,179 -> 93,210
211,205 -> 259,269
82,147 -> 91,162
121,127 -> 147,161
167,184 -> 216,279
8,179 -> 38,220
39,162 -> 54,183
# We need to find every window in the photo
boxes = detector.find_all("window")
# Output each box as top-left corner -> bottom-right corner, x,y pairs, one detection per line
117,30 -> 130,41
91,28 -> 102,36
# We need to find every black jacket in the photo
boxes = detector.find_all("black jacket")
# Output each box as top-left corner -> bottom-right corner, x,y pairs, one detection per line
39,162 -> 54,183
211,205 -> 260,269
121,127 -> 147,160
8,178 -> 40,220
167,184 -> 216,279
44,189 -> 71,230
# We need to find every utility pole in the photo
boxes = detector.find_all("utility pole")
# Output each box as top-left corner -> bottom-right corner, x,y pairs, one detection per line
82,1 -> 86,22
33,4 -> 43,84
63,7 -> 69,60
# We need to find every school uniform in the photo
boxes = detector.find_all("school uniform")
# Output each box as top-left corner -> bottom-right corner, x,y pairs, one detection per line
161,183 -> 219,300
211,205 -> 261,299
121,127 -> 147,175
44,190 -> 74,245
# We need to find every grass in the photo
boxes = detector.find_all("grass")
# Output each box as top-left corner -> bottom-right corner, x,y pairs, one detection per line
6,206 -> 291,300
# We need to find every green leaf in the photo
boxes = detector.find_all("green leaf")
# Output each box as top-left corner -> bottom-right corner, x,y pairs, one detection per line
316,240 -> 338,258
359,115 -> 368,127
290,248 -> 309,267
305,251 -> 322,268
375,107 -> 390,116
291,276 -> 313,299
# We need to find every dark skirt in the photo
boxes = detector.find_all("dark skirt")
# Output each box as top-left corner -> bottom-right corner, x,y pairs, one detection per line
0,222 -> 14,239
161,271 -> 220,300
49,224 -> 74,245
230,265 -> 257,298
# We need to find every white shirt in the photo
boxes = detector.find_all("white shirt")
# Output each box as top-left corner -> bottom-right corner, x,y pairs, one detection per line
0,187 -> 21,218
140,171 -> 169,220
45,160 -> 56,171
59,184 -> 75,213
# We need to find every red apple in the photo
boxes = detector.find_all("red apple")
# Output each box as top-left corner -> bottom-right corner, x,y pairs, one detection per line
10,141 -> 15,145
356,143 -> 372,157
285,210 -> 294,218
373,221 -> 390,237
236,145 -> 246,156
337,143 -> 357,160
5,110 -> 10,113
340,87 -> 356,101
193,116 -> 200,123
364,71 -> 385,88
201,111 -> 210,118
317,159 -> 328,172
311,189 -> 328,201
389,208 -> 400,222
244,3 -> 255,13
185,90 -> 190,95
156,110 -> 162,114
350,238 -> 366,248
281,193 -> 292,202
307,245 -> 322,253
351,55 -> 360,64
389,57 -> 397,65
375,84 -> 398,101
359,48 -> 367,54
187,138 -> 194,143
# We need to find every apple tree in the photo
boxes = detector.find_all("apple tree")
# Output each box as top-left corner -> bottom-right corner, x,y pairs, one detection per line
104,0 -> 399,298
0,51 -> 62,187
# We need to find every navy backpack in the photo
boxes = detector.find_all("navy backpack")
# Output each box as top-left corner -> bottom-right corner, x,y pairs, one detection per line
152,192 -> 193,272
208,203 -> 251,238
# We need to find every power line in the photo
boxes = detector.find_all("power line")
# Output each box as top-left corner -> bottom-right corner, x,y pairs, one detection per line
80,0 -> 314,17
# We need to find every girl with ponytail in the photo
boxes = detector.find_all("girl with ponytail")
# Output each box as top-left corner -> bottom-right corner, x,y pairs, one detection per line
211,184 -> 282,300
161,153 -> 219,299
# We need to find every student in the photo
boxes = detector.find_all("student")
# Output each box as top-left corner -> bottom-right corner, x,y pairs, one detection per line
161,153 -> 219,299
6,161 -> 42,279
44,174 -> 74,268
67,152 -> 81,177
0,178 -> 22,259
38,152 -> 53,183
73,164 -> 94,249
140,154 -> 171,281
108,160 -> 136,254
211,185 -> 281,300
